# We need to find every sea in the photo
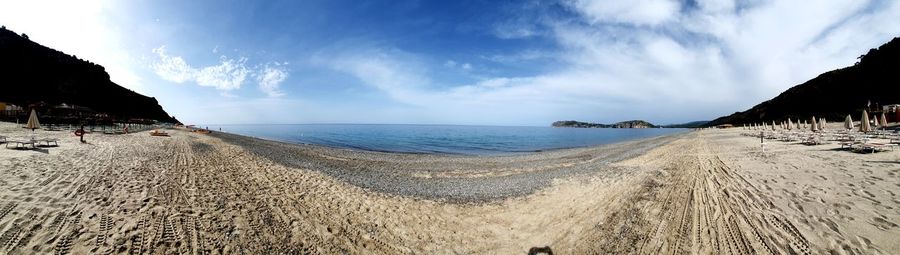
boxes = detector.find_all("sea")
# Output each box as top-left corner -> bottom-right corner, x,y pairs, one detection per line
204,124 -> 687,155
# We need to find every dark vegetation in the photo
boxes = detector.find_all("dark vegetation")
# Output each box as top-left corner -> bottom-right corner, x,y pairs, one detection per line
706,37 -> 900,126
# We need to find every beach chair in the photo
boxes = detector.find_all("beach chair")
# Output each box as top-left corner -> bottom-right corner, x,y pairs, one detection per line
853,143 -> 891,153
5,138 -> 36,149
38,138 -> 59,147
150,130 -> 170,137
802,136 -> 828,145
839,141 -> 861,150
890,137 -> 900,145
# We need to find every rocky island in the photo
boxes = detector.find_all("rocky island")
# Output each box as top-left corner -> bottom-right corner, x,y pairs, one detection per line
551,120 -> 656,128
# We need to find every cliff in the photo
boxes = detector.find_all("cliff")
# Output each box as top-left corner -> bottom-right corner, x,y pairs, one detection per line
0,26 -> 178,123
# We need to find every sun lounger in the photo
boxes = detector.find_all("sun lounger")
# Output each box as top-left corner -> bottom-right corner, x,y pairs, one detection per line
150,130 -> 170,137
853,143 -> 893,153
5,139 -> 36,149
37,138 -> 59,147
840,141 -> 861,150
801,137 -> 828,145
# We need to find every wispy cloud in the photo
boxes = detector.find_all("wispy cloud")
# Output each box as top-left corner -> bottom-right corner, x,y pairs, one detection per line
312,0 -> 900,124
313,48 -> 430,102
150,46 -> 288,97
563,0 -> 680,26
256,64 -> 288,97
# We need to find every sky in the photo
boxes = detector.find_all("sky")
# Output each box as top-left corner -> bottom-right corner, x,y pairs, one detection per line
1,0 -> 899,126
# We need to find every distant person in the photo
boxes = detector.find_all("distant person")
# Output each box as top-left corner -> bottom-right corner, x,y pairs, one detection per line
76,125 -> 86,143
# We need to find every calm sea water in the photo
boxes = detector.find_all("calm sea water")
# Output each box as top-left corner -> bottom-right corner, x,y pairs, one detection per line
205,124 -> 687,155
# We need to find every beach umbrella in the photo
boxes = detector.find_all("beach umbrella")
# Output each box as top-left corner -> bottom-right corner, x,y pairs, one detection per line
810,117 -> 818,132
873,115 -> 880,129
25,109 -> 41,131
772,120 -> 777,131
880,112 -> 888,128
820,118 -> 827,131
25,109 -> 41,138
787,118 -> 792,130
844,115 -> 853,130
860,110 -> 871,132
795,119 -> 801,130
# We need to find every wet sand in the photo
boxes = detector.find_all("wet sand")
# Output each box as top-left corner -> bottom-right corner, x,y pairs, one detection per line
0,123 -> 897,254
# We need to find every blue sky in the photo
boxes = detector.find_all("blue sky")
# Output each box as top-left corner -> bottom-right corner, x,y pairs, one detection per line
2,0 -> 899,125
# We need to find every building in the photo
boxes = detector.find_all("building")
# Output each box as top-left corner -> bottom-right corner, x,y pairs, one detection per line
0,102 -> 24,116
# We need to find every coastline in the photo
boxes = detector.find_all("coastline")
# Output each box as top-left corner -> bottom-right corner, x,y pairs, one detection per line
210,130 -> 687,202
1,122 -> 898,253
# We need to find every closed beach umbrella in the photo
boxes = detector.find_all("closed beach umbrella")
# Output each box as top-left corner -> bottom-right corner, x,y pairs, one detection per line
811,117 -> 818,132
25,109 -> 41,131
772,120 -> 777,131
845,114 -> 853,130
873,115 -> 880,129
820,118 -> 827,131
881,112 -> 888,128
860,110 -> 871,132
796,119 -> 801,130
787,118 -> 793,130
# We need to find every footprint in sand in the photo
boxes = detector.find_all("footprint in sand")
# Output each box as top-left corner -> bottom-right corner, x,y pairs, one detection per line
862,190 -> 876,198
817,217 -> 841,234
832,203 -> 851,210
869,217 -> 898,231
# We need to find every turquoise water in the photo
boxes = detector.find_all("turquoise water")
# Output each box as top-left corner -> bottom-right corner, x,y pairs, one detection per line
206,124 -> 686,155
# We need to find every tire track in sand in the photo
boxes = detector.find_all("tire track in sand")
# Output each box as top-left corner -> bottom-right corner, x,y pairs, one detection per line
576,132 -> 812,254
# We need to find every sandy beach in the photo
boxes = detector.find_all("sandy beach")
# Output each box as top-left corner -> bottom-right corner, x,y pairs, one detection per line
0,122 -> 898,254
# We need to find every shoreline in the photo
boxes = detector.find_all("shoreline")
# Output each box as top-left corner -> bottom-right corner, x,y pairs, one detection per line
206,124 -> 688,156
210,130 -> 688,202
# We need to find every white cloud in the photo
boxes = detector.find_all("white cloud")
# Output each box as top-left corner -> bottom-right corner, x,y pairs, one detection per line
150,46 -> 287,96
256,64 -> 288,97
194,56 -> 249,90
150,46 -> 193,83
316,0 -> 900,125
563,0 -> 681,26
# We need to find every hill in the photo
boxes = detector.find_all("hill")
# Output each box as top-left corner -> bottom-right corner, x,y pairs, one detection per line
660,121 -> 709,128
552,120 -> 656,128
706,37 -> 900,126
0,26 -> 177,123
